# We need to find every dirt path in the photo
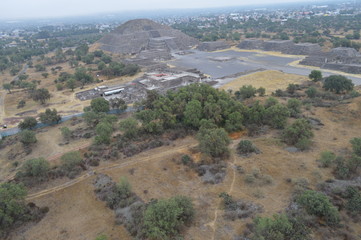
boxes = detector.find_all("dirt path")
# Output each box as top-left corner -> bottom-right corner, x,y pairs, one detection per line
206,151 -> 238,240
26,142 -> 196,201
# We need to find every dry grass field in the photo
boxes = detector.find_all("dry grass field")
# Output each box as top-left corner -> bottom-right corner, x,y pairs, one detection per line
2,94 -> 361,240
220,70 -> 308,94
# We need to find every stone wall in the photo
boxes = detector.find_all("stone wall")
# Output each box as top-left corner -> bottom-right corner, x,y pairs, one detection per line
197,41 -> 230,51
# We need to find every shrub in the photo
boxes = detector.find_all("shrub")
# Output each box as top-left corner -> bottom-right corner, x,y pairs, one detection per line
287,98 -> 302,117
60,127 -> 71,141
323,75 -> 354,94
237,140 -> 259,155
309,70 -> 322,82
119,118 -> 139,139
91,98 -> 110,113
20,130 -> 37,145
287,83 -> 298,94
265,104 -> 290,129
18,158 -> 50,179
251,213 -> 310,240
17,100 -> 26,108
318,151 -> 336,168
236,85 -> 257,99
257,87 -> 266,96
61,151 -> 82,172
39,108 -> 61,124
18,117 -> 37,130
297,190 -> 340,225
345,187 -> 361,216
264,97 -> 279,108
143,196 -> 194,239
282,119 -> 313,146
295,137 -> 312,151
0,183 -> 27,236
350,137 -> 361,156
197,128 -> 230,159
305,86 -> 318,98
95,121 -> 113,145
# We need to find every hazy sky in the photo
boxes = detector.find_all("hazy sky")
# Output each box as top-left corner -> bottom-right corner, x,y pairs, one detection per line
2,0 -> 315,19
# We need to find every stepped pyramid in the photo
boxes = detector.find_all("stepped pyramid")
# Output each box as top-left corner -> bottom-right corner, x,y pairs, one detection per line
97,19 -> 199,59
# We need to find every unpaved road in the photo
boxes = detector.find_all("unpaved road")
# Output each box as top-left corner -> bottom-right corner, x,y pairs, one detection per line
26,141 -> 196,201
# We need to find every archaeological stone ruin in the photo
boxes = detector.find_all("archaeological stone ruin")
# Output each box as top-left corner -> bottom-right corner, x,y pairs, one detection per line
197,41 -> 230,52
97,19 -> 199,64
238,39 -> 361,74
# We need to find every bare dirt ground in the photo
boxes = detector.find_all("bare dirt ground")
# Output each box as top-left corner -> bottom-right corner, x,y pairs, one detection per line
220,70 -> 308,94
7,94 -> 361,240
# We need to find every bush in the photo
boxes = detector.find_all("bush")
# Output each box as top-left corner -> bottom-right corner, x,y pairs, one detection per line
287,98 -> 302,117
60,127 -> 71,141
323,75 -> 354,94
143,196 -> 194,239
345,187 -> 361,216
95,121 -> 113,145
295,137 -> 312,151
20,130 -> 37,145
197,128 -> 230,159
18,117 -> 37,130
0,183 -> 27,236
17,99 -> 26,108
265,104 -> 290,129
61,151 -> 83,172
18,158 -> 49,179
305,87 -> 318,98
309,70 -> 322,82
350,137 -> 361,156
297,190 -> 340,225
237,140 -> 259,155
39,108 -> 61,124
287,83 -> 298,94
236,85 -> 257,99
282,119 -> 313,146
91,98 -> 110,113
264,97 -> 279,108
119,118 -> 139,139
257,87 -> 266,96
318,151 -> 336,168
251,214 -> 310,240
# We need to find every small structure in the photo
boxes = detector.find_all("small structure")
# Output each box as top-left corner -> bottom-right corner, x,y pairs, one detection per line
283,43 -> 322,55
263,40 -> 294,52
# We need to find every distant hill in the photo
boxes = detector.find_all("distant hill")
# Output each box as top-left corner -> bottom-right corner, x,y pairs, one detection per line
96,19 -> 199,55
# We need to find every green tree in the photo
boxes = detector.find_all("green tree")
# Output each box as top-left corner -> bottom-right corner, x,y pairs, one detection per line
282,119 -> 313,146
61,151 -> 83,172
39,108 -> 61,124
66,78 -> 76,91
287,84 -> 298,94
323,75 -> 354,94
236,85 -> 257,99
224,112 -> 244,132
265,104 -> 290,129
264,97 -> 279,108
18,158 -> 49,179
95,121 -> 113,144
32,88 -> 51,104
119,118 -> 139,139
305,87 -> 318,98
74,67 -> 94,86
3,83 -> 12,93
257,87 -> 266,97
350,137 -> 361,156
0,183 -> 27,235
252,214 -> 310,240
309,70 -> 323,82
297,190 -> 340,225
20,130 -> 37,145
60,127 -> 71,141
41,72 -> 49,78
184,100 -> 202,128
143,196 -> 194,240
287,98 -> 302,117
197,128 -> 230,158
91,98 -> 110,113
18,117 -> 37,130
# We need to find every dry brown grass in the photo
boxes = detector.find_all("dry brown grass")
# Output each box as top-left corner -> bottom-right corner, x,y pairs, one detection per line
220,70 -> 308,94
